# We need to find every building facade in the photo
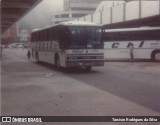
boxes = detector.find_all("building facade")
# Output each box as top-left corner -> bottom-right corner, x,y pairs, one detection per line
52,0 -> 103,24
1,23 -> 19,45
95,1 -> 125,12
19,30 -> 29,42
19,29 -> 30,47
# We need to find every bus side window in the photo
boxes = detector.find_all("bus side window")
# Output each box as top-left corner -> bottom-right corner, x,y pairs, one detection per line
36,32 -> 38,42
48,28 -> 52,41
59,27 -> 66,49
47,43 -> 48,50
35,32 -> 37,42
54,27 -> 59,41
36,42 -> 37,49
46,29 -> 49,41
50,42 -> 52,50
51,28 -> 54,41
31,33 -> 34,42
43,31 -> 45,41
39,43 -> 41,50
43,43 -> 45,50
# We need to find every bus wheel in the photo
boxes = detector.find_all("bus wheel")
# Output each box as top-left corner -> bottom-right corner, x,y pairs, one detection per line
153,51 -> 160,62
85,66 -> 92,71
55,57 -> 61,70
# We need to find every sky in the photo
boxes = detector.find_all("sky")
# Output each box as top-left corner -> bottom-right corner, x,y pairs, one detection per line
18,0 -> 127,31
18,0 -> 63,31
18,0 -> 123,31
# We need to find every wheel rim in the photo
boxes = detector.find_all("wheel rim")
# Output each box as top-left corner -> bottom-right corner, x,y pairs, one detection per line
155,53 -> 160,61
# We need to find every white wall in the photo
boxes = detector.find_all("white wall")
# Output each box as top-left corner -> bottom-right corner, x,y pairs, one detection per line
112,4 -> 124,23
85,14 -> 92,22
125,1 -> 139,21
79,17 -> 85,21
93,12 -> 101,24
141,0 -> 159,18
95,1 -> 125,12
76,0 -> 160,25
102,8 -> 111,25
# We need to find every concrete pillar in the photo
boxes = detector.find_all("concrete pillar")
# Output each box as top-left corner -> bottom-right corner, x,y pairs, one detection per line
123,3 -> 126,21
100,6 -> 104,24
110,7 -> 113,24
159,0 -> 160,15
91,14 -> 93,22
139,0 -> 142,18
100,11 -> 102,24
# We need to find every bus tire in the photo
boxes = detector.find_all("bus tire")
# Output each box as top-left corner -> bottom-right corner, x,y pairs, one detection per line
55,56 -> 61,70
151,50 -> 160,62
85,66 -> 92,71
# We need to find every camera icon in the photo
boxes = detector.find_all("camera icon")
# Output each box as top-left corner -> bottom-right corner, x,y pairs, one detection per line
2,117 -> 11,122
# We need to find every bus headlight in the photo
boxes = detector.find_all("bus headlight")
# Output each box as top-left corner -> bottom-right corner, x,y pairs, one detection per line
66,55 -> 77,60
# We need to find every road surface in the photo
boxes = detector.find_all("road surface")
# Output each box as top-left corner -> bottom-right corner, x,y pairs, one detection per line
1,48 -> 160,125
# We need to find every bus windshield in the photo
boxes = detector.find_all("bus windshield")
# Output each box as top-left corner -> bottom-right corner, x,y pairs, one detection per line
67,26 -> 103,49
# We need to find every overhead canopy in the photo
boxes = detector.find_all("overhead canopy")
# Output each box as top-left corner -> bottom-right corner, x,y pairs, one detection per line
1,0 -> 42,34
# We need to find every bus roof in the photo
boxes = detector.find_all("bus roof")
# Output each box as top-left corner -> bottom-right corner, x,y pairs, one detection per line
104,27 -> 160,32
32,21 -> 101,33
60,21 -> 101,26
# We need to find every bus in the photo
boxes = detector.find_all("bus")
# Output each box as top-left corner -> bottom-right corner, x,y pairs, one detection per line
103,27 -> 160,61
31,21 -> 104,70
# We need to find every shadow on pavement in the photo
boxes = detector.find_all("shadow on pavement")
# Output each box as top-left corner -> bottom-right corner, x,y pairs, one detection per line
34,61 -> 100,74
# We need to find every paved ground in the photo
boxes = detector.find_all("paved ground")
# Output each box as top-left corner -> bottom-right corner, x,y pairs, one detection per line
1,48 -> 160,125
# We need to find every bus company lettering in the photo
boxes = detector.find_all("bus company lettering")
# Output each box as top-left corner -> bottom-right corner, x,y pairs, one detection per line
112,41 -> 145,48
112,43 -> 119,48
72,50 -> 89,54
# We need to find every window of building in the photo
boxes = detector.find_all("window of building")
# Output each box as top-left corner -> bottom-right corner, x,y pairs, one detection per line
61,14 -> 69,18
55,15 -> 60,18
71,7 -> 95,11
72,13 -> 86,17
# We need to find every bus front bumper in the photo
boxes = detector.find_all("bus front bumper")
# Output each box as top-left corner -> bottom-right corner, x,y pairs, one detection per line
66,60 -> 104,67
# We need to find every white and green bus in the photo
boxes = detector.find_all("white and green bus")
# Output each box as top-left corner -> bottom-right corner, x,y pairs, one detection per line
31,21 -> 104,70
103,27 -> 160,61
